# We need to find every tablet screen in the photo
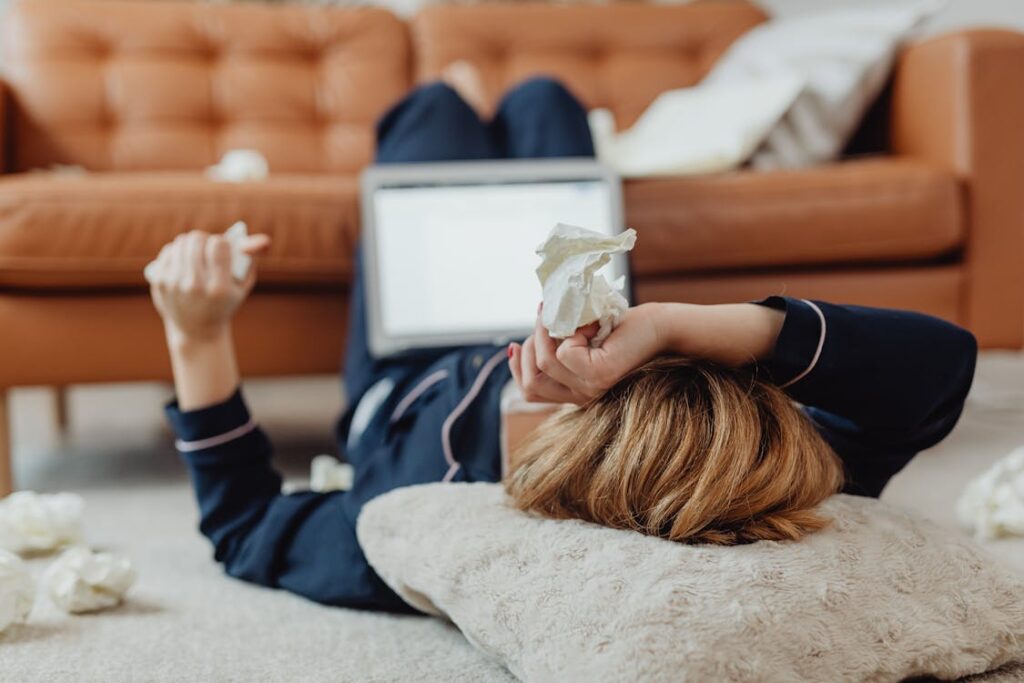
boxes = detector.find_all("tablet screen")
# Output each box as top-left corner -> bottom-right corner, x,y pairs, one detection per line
373,179 -> 618,339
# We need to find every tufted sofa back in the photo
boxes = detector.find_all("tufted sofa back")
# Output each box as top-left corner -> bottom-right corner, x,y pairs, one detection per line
1,0 -> 411,173
412,2 -> 767,129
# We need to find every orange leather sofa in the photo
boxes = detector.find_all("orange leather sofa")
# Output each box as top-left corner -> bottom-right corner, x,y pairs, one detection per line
1,0 -> 1023,493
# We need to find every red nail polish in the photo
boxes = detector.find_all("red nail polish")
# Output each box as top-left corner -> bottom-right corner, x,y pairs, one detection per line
507,344 -> 514,358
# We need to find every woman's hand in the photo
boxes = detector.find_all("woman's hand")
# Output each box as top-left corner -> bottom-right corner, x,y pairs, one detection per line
508,301 -> 785,405
147,230 -> 271,346
509,303 -> 664,405
146,229 -> 271,411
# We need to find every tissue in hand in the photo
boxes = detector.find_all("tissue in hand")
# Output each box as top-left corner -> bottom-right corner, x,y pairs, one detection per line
0,491 -> 83,554
143,220 -> 252,283
957,446 -> 1024,540
43,546 -> 136,614
536,223 -> 637,345
0,550 -> 34,634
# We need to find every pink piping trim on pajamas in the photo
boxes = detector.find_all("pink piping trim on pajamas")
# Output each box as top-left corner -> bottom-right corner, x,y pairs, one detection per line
175,420 -> 258,453
780,299 -> 826,389
389,369 -> 450,424
440,349 -> 508,483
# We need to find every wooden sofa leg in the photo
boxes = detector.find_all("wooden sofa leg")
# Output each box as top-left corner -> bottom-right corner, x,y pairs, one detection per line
0,390 -> 11,496
54,386 -> 69,432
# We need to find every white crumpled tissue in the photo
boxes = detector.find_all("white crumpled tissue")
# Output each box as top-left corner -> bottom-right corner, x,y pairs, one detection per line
0,550 -> 34,634
43,546 -> 136,614
206,149 -> 269,182
310,455 -> 354,492
536,223 -> 637,346
957,446 -> 1024,540
144,220 -> 252,283
0,491 -> 83,555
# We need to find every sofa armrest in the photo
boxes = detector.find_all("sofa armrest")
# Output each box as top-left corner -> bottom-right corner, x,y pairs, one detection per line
892,29 -> 1024,348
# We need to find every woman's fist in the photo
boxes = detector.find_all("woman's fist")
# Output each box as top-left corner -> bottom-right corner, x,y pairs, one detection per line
146,230 -> 270,344
509,303 -> 664,405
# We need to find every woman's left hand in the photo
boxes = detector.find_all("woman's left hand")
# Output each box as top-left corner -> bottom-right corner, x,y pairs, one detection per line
508,303 -> 664,405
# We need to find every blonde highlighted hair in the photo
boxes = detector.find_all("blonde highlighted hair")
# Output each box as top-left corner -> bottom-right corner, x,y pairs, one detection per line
505,357 -> 845,545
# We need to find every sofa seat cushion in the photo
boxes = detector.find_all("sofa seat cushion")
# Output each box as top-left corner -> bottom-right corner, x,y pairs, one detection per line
0,172 -> 359,289
627,158 -> 964,275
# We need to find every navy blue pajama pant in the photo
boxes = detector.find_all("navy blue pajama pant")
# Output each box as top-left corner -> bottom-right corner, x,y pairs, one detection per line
166,79 -> 978,612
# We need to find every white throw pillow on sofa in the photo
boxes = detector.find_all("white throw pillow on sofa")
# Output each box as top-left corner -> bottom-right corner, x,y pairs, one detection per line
588,75 -> 802,177
703,2 -> 939,169
358,482 -> 1024,683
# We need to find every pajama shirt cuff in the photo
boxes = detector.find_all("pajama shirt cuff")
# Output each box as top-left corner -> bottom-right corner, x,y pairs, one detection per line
165,389 -> 255,449
754,296 -> 827,388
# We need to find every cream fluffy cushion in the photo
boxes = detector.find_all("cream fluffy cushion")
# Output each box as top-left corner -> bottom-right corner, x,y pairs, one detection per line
357,483 -> 1024,683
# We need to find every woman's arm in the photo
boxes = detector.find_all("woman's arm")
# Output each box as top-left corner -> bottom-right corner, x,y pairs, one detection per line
510,301 -> 783,404
147,230 -> 269,409
511,297 -> 977,495
750,297 -> 977,495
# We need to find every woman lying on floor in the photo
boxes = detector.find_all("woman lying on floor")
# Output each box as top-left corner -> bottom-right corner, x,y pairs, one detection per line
147,75 -> 978,612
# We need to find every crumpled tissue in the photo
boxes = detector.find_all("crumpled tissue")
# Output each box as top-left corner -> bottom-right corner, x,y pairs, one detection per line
0,491 -> 83,554
0,550 -> 34,634
144,220 -> 252,283
206,149 -> 269,182
957,446 -> 1024,540
536,223 -> 637,345
310,455 -> 354,492
43,546 -> 136,614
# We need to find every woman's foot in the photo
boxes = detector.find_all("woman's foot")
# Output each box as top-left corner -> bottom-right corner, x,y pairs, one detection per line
441,60 -> 491,119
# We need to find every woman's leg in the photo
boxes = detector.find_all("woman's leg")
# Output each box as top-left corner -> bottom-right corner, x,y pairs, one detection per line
340,83 -> 508,454
341,83 -> 502,424
375,82 -> 501,163
491,77 -> 595,159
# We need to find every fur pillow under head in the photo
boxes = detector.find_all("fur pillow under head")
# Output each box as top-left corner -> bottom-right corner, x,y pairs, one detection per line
357,483 -> 1024,683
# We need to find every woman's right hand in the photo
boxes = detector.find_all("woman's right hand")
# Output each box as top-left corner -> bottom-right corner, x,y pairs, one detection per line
146,230 -> 271,345
509,303 -> 665,405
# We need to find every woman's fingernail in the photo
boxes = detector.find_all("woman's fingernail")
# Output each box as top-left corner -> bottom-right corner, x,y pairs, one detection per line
507,344 -> 515,358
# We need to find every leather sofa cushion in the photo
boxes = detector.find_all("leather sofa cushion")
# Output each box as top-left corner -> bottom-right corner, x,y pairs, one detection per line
413,2 -> 766,129
0,159 -> 962,290
0,173 -> 359,288
2,0 -> 409,173
627,158 -> 964,275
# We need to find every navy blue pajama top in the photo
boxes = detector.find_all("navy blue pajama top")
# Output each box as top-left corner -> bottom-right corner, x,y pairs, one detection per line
165,297 -> 977,611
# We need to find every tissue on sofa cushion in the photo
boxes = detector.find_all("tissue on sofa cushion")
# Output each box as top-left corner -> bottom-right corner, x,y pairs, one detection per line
358,482 -> 1024,683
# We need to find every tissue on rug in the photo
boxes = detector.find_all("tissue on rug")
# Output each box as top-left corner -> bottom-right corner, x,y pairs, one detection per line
0,491 -> 83,554
310,455 -> 354,492
43,546 -> 136,614
957,446 -> 1024,540
205,149 -> 269,182
143,220 -> 252,283
535,223 -> 637,345
0,550 -> 34,634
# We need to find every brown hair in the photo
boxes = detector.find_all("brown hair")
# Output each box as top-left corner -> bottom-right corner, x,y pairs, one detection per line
505,357 -> 845,545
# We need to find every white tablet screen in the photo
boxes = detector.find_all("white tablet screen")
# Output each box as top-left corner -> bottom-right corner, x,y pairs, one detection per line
373,180 -> 616,338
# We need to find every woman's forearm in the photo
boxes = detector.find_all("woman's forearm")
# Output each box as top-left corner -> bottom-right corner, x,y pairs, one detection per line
166,328 -> 240,411
655,302 -> 785,367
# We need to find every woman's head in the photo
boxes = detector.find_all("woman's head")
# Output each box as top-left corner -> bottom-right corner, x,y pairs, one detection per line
505,356 -> 844,545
